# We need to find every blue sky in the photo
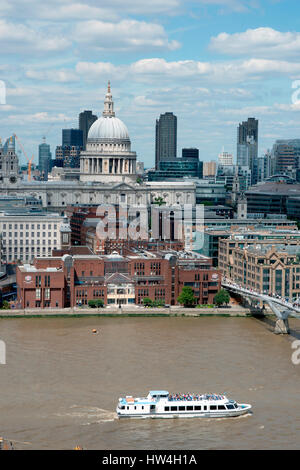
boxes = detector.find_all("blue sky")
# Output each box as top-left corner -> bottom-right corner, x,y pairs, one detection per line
1,0 -> 300,167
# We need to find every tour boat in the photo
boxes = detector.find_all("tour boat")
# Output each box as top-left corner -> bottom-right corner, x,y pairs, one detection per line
116,390 -> 252,419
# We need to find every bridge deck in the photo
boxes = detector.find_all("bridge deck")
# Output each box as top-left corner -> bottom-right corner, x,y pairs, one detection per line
222,279 -> 300,318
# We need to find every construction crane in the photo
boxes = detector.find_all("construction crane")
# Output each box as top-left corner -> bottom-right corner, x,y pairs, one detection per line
13,133 -> 34,181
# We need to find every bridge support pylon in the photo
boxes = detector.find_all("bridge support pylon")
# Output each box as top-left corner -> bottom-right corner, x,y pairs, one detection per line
274,318 -> 290,335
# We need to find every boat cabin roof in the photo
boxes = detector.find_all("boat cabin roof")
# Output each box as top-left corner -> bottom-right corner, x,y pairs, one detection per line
149,390 -> 169,396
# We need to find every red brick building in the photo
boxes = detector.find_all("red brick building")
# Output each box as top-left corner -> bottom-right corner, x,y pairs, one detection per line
16,247 -> 221,309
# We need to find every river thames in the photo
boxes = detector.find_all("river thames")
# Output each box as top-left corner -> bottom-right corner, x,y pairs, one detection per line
0,316 -> 299,449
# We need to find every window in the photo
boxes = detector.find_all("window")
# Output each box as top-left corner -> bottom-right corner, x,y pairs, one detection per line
36,288 -> 41,300
218,405 -> 226,410
179,406 -> 185,411
170,406 -> 177,412
45,288 -> 50,300
195,406 -> 202,411
226,404 -> 234,410
187,406 -> 193,411
210,405 -> 217,410
164,406 -> 170,412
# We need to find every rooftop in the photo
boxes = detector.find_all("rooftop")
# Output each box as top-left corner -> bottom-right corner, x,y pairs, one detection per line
246,181 -> 300,196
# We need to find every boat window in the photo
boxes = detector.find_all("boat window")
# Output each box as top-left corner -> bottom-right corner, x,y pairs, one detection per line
142,406 -> 144,410
164,406 -> 170,411
195,406 -> 202,411
226,404 -> 234,410
134,406 -> 136,410
150,405 -> 155,410
218,405 -> 226,410
171,406 -> 177,412
203,406 -> 207,411
127,406 -> 129,410
119,406 -> 125,410
187,406 -> 193,411
234,404 -> 238,409
210,405 -> 217,410
179,406 -> 185,411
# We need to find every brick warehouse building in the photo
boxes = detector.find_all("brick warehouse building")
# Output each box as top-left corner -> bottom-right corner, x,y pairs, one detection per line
16,247 -> 221,309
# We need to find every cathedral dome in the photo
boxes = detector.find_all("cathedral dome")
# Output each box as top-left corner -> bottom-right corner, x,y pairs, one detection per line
88,115 -> 129,141
87,81 -> 130,142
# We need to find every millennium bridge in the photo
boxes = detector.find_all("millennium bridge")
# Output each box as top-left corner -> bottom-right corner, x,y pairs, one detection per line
222,278 -> 300,334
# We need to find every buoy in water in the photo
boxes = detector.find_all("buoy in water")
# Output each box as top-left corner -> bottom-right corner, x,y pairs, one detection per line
92,329 -> 97,334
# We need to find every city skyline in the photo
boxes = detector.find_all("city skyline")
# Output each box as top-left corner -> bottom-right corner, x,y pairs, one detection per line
1,0 -> 300,168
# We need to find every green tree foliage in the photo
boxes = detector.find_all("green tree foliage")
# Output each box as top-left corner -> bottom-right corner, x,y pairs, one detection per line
88,299 -> 104,308
177,286 -> 196,307
1,300 -> 10,310
213,289 -> 230,306
142,297 -> 153,307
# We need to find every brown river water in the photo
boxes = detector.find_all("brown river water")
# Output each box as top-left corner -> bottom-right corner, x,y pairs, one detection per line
0,315 -> 300,450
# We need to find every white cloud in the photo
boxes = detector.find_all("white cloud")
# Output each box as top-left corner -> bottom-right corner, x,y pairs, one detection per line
210,27 -> 300,59
37,3 -> 119,21
75,62 -> 123,78
74,19 -> 180,52
6,112 -> 74,123
1,0 -> 182,20
134,96 -> 161,106
129,57 -> 300,82
25,69 -> 78,83
0,19 -> 71,54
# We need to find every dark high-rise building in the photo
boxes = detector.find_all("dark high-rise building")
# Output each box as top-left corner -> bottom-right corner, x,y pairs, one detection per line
237,117 -> 258,185
54,129 -> 84,169
155,112 -> 177,169
79,110 -> 97,150
148,147 -> 202,181
62,129 -> 83,148
38,138 -> 52,180
182,148 -> 198,160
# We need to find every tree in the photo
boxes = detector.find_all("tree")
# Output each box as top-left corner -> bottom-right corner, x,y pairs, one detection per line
1,300 -> 10,310
142,297 -> 154,307
214,289 -> 230,307
88,299 -> 104,308
177,286 -> 196,308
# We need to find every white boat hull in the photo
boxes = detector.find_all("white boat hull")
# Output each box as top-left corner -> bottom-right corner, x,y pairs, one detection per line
117,404 -> 252,419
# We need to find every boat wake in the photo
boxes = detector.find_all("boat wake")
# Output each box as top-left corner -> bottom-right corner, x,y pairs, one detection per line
54,405 -> 117,425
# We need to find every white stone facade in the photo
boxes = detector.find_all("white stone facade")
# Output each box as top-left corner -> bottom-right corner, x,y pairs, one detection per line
0,212 -> 66,263
0,180 -> 196,210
